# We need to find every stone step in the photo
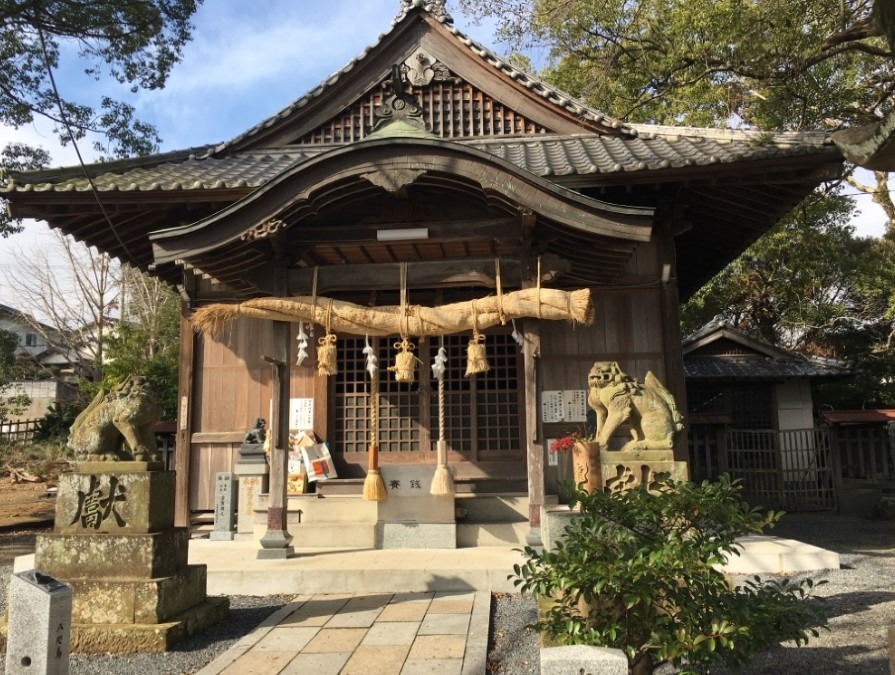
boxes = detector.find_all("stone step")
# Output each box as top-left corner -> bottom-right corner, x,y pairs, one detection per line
281,494 -> 378,524
455,493 -> 529,523
250,520 -> 531,549
458,521 -> 529,547
261,522 -> 376,549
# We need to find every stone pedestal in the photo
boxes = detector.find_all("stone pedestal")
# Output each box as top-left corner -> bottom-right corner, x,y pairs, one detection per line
234,450 -> 269,539
375,466 -> 456,549
26,463 -> 228,653
596,448 -> 688,492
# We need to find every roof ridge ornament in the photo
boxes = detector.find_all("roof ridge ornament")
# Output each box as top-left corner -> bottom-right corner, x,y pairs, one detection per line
398,0 -> 453,24
365,65 -> 436,140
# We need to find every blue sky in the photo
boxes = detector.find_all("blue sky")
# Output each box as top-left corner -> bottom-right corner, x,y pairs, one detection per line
0,0 -> 888,299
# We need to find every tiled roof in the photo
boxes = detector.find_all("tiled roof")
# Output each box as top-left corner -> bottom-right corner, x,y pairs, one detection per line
684,356 -> 849,380
2,130 -> 840,195
683,320 -> 850,379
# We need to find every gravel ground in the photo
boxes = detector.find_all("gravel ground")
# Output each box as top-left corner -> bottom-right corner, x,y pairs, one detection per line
485,512 -> 895,674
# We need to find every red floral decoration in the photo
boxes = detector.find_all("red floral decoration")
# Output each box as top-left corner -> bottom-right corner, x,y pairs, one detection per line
549,432 -> 580,453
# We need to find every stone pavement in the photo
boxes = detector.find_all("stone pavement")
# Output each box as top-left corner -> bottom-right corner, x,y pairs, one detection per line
197,590 -> 489,675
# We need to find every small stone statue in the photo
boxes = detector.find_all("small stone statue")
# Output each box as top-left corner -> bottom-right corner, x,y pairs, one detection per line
242,418 -> 267,445
68,375 -> 162,462
587,361 -> 684,451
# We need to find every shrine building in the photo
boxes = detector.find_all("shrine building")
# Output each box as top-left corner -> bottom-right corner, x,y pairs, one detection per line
2,0 -> 844,548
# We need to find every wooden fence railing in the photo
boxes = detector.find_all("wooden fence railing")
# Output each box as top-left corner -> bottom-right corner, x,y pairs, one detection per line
688,426 -> 837,510
830,424 -> 894,483
0,418 -> 41,443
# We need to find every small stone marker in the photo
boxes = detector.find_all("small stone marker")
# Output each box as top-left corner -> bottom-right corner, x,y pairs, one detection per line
541,645 -> 628,675
5,570 -> 72,675
211,472 -> 237,541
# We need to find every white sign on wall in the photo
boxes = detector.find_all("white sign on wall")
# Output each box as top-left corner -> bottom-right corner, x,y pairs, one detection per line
289,398 -> 314,431
541,390 -> 588,423
541,391 -> 564,423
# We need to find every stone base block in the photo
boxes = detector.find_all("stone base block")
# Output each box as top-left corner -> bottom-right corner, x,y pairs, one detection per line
0,597 -> 229,654
598,452 -> 687,492
210,531 -> 236,541
66,565 -> 209,624
69,597 -> 229,654
375,522 -> 456,549
35,528 -> 188,579
55,470 -> 175,535
541,645 -> 628,675
257,547 -> 295,560
541,507 -> 584,552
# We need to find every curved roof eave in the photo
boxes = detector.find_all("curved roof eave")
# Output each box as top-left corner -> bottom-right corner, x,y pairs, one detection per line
150,135 -> 654,265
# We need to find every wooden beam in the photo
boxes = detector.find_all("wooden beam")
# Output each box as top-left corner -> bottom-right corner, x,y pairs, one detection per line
265,255 -> 571,294
289,217 -> 518,245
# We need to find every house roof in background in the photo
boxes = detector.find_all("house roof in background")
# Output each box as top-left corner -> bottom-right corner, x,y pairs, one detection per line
683,321 -> 850,381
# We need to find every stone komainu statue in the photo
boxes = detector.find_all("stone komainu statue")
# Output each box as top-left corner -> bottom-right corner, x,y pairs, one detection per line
68,375 -> 163,462
587,361 -> 684,451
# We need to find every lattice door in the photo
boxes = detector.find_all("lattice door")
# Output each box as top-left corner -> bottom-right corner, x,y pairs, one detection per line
332,333 -> 523,466
333,337 -> 425,456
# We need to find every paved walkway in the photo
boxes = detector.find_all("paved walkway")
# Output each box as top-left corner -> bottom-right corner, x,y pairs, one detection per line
197,590 -> 490,675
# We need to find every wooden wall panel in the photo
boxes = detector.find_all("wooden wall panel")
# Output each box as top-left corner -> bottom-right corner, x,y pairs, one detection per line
189,442 -> 240,511
194,317 -> 277,433
190,317 -> 324,512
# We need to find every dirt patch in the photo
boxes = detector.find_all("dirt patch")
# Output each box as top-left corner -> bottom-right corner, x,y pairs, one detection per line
0,478 -> 57,528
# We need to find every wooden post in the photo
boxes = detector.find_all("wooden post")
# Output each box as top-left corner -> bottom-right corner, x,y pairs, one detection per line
523,317 -> 543,544
259,257 -> 293,559
257,323 -> 294,559
658,237 -> 689,468
174,276 -> 195,528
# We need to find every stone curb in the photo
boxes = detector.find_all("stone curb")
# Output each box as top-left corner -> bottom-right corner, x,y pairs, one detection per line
462,591 -> 490,675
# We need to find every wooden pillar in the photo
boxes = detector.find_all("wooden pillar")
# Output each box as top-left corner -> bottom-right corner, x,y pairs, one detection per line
258,322 -> 294,559
258,258 -> 293,559
657,218 -> 689,468
174,276 -> 195,528
523,317 -> 543,543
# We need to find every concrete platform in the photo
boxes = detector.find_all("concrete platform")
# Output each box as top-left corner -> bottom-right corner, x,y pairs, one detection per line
721,535 -> 841,575
188,541 -> 527,596
13,534 -> 839,596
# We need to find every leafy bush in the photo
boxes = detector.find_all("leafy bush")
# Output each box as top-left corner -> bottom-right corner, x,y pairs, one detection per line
35,401 -> 83,441
513,476 -> 826,675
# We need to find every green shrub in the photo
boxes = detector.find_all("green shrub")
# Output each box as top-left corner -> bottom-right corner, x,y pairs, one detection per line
513,476 -> 826,675
35,401 -> 83,441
